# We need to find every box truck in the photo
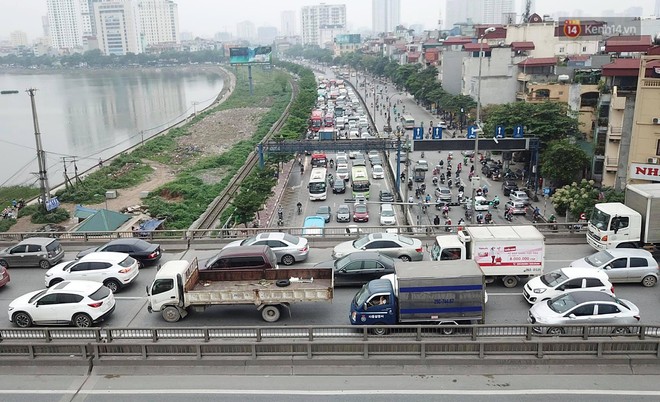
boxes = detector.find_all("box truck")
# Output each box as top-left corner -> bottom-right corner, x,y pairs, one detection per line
429,225 -> 545,288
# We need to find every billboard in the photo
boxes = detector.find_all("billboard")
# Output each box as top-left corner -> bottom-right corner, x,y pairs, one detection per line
335,34 -> 361,44
229,46 -> 272,65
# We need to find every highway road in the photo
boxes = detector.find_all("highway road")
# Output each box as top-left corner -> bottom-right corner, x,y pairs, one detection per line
0,243 -> 659,329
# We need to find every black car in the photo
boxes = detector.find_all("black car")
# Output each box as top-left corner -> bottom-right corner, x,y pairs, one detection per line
501,180 -> 519,197
314,251 -> 396,286
316,206 -> 332,223
379,190 -> 395,203
332,179 -> 346,194
76,238 -> 162,266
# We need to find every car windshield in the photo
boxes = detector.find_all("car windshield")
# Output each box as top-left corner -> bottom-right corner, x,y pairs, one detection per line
89,286 -> 111,300
585,250 -> 613,267
283,234 -> 299,244
354,284 -> 372,306
589,208 -> 611,230
381,209 -> 394,217
353,235 -> 371,248
241,236 -> 258,246
317,207 -> 330,214
338,206 -> 349,213
540,270 -> 568,287
28,290 -> 48,304
63,261 -> 77,270
547,294 -> 579,314
336,254 -> 354,270
356,205 -> 367,213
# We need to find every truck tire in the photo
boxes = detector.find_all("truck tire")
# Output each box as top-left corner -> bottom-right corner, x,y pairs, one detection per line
162,306 -> 182,322
371,324 -> 388,336
502,276 -> 518,288
261,305 -> 281,322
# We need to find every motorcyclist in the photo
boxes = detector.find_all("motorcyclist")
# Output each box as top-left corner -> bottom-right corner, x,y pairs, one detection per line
485,212 -> 493,224
329,159 -> 334,169
492,195 -> 500,208
408,195 -> 414,204
433,215 -> 441,226
445,218 -> 452,232
425,194 -> 431,203
296,202 -> 303,215
442,205 -> 449,218
432,176 -> 438,186
440,173 -> 445,183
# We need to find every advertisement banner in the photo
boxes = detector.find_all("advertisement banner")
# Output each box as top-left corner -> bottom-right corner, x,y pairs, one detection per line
629,163 -> 660,181
229,46 -> 272,65
473,242 -> 544,275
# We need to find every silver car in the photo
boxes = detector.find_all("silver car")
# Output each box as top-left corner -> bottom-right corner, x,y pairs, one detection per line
336,204 -> 351,223
0,237 -> 64,269
528,291 -> 640,335
510,190 -> 530,206
569,249 -> 659,287
223,233 -> 309,266
332,233 -> 423,261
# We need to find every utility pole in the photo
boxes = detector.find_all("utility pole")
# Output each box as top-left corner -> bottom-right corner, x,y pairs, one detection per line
27,88 -> 50,210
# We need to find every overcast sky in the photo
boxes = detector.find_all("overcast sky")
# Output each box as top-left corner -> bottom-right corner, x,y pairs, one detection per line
1,0 -> 657,40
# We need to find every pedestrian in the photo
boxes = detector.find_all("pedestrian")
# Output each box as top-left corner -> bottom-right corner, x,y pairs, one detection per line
98,158 -> 103,167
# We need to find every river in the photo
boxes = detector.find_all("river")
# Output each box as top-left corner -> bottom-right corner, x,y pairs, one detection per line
0,67 -> 225,187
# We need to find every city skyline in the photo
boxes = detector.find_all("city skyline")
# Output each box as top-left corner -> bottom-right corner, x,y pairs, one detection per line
2,0 -> 658,41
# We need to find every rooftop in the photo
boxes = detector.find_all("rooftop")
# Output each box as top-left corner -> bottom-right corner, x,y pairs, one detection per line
518,57 -> 557,67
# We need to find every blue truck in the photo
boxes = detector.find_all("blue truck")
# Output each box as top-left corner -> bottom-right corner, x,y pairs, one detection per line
349,261 -> 486,334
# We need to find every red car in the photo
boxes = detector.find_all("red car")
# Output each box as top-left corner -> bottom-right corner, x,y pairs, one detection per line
0,266 -> 10,288
353,204 -> 369,222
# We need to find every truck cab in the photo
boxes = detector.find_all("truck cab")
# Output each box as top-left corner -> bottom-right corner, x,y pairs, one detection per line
587,203 -> 642,250
430,235 -> 466,261
350,279 -> 396,326
147,260 -> 191,321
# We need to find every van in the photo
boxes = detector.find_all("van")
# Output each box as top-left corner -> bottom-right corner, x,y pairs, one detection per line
203,245 -> 278,270
0,237 -> 64,269
380,204 -> 396,226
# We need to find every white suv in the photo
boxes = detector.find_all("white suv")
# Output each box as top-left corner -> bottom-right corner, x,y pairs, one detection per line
523,267 -> 614,304
45,252 -> 139,293
8,280 -> 115,327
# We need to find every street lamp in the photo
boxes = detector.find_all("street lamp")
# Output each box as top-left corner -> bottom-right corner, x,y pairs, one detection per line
472,26 -> 496,224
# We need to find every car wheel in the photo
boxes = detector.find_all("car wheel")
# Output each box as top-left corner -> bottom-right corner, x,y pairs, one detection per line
616,242 -> 638,248
502,276 -> 518,288
641,275 -> 657,287
371,324 -> 388,336
48,278 -> 63,288
39,260 -> 51,269
547,327 -> 564,336
281,254 -> 295,266
72,313 -> 92,328
13,312 -> 32,328
0,260 -> 8,268
399,255 -> 411,262
162,306 -> 182,322
103,279 -> 120,294
261,305 -> 281,322
611,327 -> 631,335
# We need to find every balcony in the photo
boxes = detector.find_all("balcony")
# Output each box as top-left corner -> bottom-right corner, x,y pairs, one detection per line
609,125 -> 622,141
605,156 -> 619,172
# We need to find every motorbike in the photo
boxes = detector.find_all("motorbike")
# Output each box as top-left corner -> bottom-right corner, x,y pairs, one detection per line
491,197 -> 500,208
440,173 -> 445,184
432,176 -> 438,186
297,203 -> 302,215
408,179 -> 413,191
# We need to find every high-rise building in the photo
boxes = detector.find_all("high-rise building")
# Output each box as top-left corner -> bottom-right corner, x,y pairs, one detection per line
94,0 -> 142,55
301,4 -> 346,46
656,0 -> 660,17
138,0 -> 180,47
444,0 -> 483,29
281,10 -> 296,36
483,0 -> 514,24
9,31 -> 29,47
47,0 -> 84,50
236,20 -> 256,41
42,15 -> 50,37
257,26 -> 278,45
80,0 -> 95,36
372,0 -> 400,34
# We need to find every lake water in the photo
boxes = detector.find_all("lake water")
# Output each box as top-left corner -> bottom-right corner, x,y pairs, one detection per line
0,67 -> 224,186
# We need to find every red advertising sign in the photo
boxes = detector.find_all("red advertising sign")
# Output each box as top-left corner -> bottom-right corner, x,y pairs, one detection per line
563,20 -> 582,38
629,163 -> 660,180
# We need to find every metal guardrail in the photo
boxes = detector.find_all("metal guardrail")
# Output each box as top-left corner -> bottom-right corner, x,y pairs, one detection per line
0,222 -> 588,245
2,324 -> 659,344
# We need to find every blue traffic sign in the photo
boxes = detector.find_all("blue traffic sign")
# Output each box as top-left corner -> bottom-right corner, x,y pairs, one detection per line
45,197 -> 60,212
432,127 -> 443,139
413,127 -> 424,140
513,125 -> 524,138
495,125 -> 505,138
467,125 -> 477,139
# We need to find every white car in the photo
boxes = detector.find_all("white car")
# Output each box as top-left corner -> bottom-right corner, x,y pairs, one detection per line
8,280 -> 115,328
336,165 -> 350,181
510,190 -> 530,205
367,150 -> 380,161
44,252 -> 140,293
379,204 -> 396,226
349,150 -> 362,159
474,196 -> 490,211
372,165 -> 385,179
523,267 -> 614,304
336,151 -> 347,160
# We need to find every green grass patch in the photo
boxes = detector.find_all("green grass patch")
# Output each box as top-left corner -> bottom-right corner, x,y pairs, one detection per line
0,186 -> 40,208
0,219 -> 16,232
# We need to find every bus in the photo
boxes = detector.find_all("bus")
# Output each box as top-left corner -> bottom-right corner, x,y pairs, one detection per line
402,115 -> 415,130
302,216 -> 325,237
311,153 -> 327,167
309,109 -> 324,132
351,166 -> 370,199
308,167 -> 328,200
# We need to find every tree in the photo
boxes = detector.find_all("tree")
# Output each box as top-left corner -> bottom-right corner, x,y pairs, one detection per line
540,139 -> 589,186
551,180 -> 624,219
483,102 -> 579,145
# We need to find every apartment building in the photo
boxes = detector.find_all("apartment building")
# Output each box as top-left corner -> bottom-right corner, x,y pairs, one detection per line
372,0 -> 400,34
301,3 -> 346,46
94,0 -> 142,55
47,0 -> 84,50
138,0 -> 179,48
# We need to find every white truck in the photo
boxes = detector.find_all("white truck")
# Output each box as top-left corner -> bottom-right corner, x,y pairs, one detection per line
587,183 -> 660,252
429,226 -> 545,288
146,259 -> 334,323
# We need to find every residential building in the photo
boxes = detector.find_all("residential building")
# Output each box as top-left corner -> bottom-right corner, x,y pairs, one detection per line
656,0 -> 660,16
372,0 -> 400,34
94,0 -> 142,55
257,26 -> 278,45
80,0 -> 95,36
483,0 -> 514,24
281,10 -> 296,37
301,3 -> 346,46
236,20 -> 256,41
139,0 -> 180,48
333,33 -> 361,56
42,15 -> 50,37
9,31 -> 28,47
47,0 -> 84,50
445,0 -> 482,29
